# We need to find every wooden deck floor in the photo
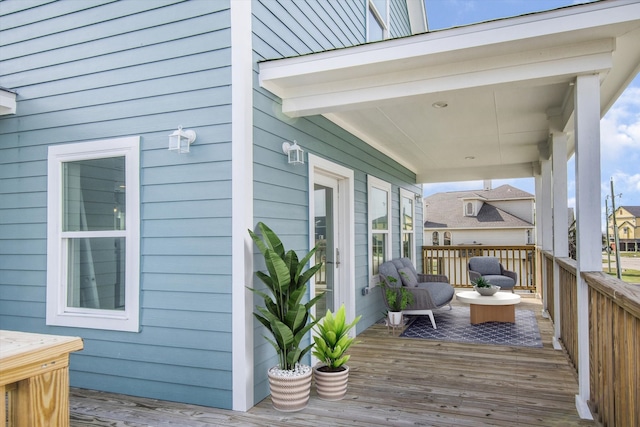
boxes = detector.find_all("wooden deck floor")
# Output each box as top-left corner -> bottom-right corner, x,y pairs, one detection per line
70,297 -> 595,426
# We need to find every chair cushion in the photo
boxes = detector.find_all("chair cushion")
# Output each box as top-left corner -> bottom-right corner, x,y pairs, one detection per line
469,257 -> 502,275
417,282 -> 455,307
379,262 -> 401,287
483,275 -> 516,289
398,267 -> 418,287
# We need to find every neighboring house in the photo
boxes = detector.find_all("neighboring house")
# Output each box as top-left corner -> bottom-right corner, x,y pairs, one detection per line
608,206 -> 640,251
1,0 -> 639,418
424,184 -> 535,247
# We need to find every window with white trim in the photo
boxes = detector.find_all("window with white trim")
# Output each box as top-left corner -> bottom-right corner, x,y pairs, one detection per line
465,202 -> 474,216
367,0 -> 388,42
400,189 -> 415,261
368,176 -> 392,276
47,137 -> 140,332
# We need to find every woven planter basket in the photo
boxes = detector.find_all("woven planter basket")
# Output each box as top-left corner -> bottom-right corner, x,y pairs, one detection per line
267,366 -> 312,412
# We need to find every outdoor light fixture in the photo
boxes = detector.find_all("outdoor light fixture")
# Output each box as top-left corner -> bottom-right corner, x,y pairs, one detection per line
282,140 -> 304,165
168,126 -> 197,154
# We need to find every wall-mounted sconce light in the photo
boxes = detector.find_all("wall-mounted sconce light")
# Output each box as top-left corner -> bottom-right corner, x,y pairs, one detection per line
168,126 -> 197,154
415,193 -> 422,203
282,140 -> 304,165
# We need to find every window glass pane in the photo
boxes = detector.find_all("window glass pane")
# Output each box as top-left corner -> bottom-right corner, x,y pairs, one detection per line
368,7 -> 383,41
444,232 -> 451,246
432,231 -> 439,245
67,237 -> 125,310
371,187 -> 388,230
402,233 -> 413,260
372,234 -> 387,274
402,197 -> 413,231
63,157 -> 126,231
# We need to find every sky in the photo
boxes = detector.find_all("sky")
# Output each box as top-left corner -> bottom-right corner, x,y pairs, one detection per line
422,0 -> 640,218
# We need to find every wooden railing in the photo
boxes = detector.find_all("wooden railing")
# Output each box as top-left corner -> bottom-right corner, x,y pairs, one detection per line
557,257 -> 578,371
543,251 -> 555,320
584,272 -> 640,427
540,252 -> 640,427
421,245 -> 536,291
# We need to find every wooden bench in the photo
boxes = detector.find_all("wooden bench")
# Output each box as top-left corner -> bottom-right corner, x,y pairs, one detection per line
1,330 -> 83,426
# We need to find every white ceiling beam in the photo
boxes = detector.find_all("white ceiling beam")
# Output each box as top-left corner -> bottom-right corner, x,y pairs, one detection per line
281,51 -> 612,117
417,162 -> 537,183
0,89 -> 17,115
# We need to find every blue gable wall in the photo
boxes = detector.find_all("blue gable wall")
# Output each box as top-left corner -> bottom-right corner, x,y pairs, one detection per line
0,0 -> 421,410
390,0 -> 412,37
251,0 -> 422,402
0,0 -> 235,408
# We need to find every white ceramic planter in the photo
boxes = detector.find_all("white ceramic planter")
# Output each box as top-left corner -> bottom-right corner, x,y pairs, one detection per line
388,311 -> 403,326
267,365 -> 312,412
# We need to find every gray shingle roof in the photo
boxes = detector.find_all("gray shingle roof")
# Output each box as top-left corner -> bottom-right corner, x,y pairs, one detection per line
424,184 -> 534,229
621,206 -> 640,217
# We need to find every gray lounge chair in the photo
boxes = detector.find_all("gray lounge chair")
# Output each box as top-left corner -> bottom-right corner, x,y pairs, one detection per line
376,258 -> 454,329
468,256 -> 517,291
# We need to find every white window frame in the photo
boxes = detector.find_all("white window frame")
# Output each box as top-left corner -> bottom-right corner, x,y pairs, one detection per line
399,189 -> 415,262
368,175 -> 392,276
465,202 -> 474,216
46,136 -> 140,332
367,0 -> 389,42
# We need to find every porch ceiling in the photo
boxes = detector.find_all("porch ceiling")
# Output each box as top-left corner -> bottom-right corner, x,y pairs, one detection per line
259,1 -> 640,183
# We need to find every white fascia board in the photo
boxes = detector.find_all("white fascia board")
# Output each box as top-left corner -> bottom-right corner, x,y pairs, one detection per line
0,89 -> 17,115
260,1 -> 639,88
282,51 -> 613,117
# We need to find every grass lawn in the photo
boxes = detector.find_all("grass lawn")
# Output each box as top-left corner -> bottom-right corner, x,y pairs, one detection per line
603,268 -> 640,284
618,252 -> 640,258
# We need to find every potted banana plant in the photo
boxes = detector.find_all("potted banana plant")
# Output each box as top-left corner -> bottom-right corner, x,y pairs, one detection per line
312,304 -> 361,400
248,222 -> 324,412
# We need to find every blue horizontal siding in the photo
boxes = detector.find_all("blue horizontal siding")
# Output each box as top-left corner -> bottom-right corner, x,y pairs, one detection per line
0,0 -> 235,410
390,0 -> 411,38
71,370 -> 231,408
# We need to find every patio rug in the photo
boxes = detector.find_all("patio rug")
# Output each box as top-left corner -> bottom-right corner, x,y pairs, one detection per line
399,307 -> 543,348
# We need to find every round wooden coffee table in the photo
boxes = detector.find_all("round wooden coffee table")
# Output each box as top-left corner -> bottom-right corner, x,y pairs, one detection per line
456,291 -> 521,324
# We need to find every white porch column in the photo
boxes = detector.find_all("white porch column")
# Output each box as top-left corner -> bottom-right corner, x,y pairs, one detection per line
573,73 -> 601,420
231,0 -> 254,411
541,159 -> 553,255
551,132 -> 568,350
534,173 -> 544,300
540,157 -> 553,314
534,174 -> 543,248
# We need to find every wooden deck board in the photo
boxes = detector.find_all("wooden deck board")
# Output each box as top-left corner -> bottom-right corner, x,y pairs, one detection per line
70,297 -> 595,426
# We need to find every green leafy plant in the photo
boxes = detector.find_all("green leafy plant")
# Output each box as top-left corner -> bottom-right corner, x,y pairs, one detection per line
248,222 -> 324,371
472,276 -> 492,288
381,276 -> 414,311
312,304 -> 362,372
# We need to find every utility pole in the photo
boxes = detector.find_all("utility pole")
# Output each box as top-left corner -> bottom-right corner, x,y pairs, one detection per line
605,197 -> 611,273
609,178 -> 622,280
